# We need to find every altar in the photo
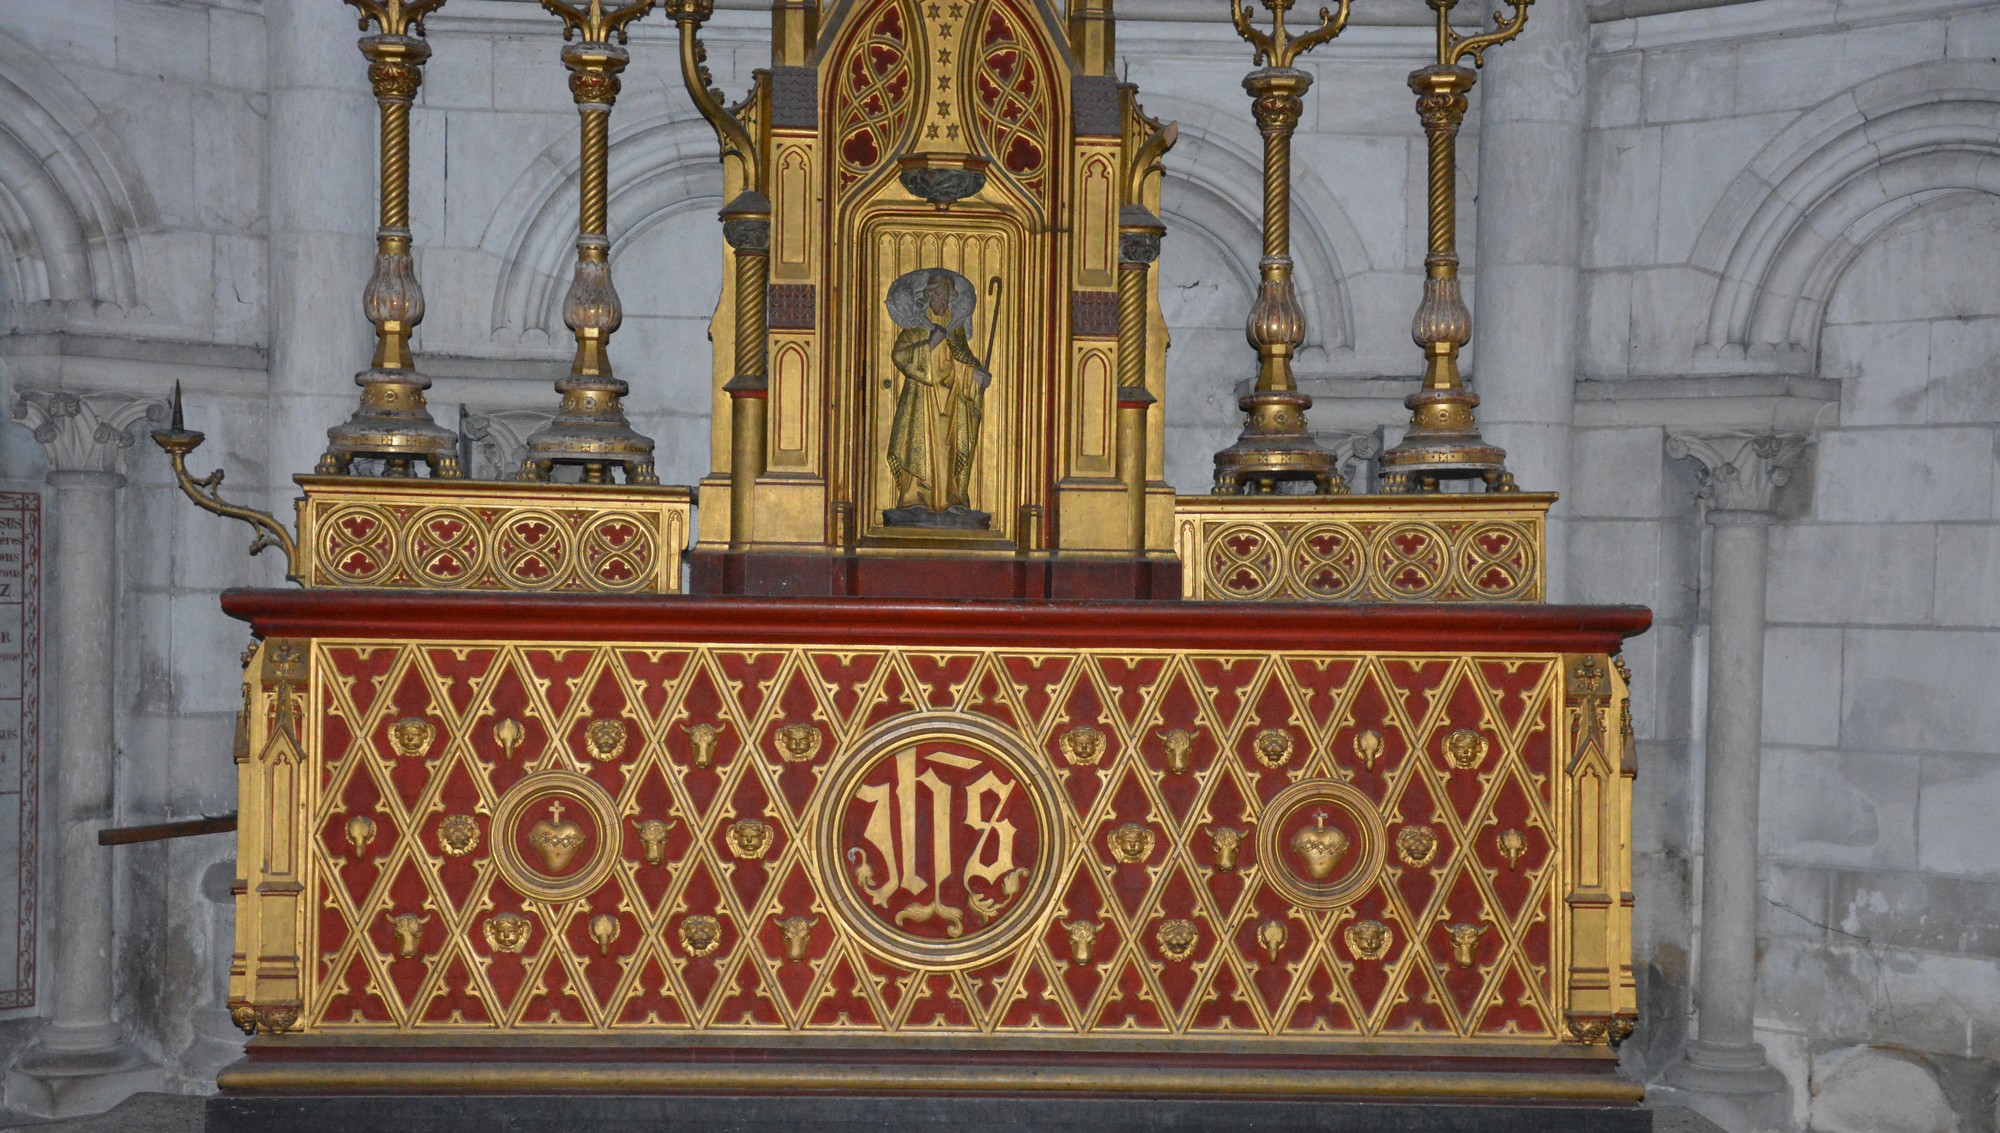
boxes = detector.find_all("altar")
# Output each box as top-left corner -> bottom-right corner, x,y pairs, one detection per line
156,0 -> 1650,1125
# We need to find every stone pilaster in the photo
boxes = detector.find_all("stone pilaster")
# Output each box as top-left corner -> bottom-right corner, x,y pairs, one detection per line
1656,431 -> 1811,1132
1471,0 -> 1587,595
4,392 -> 167,1117
266,0 -> 377,503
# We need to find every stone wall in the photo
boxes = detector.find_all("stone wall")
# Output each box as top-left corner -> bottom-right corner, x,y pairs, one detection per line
0,0 -> 1994,1126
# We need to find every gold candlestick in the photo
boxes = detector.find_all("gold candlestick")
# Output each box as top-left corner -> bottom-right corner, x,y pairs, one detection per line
1209,0 -> 1354,497
1378,0 -> 1533,493
662,0 -> 767,543
519,0 -> 661,486
320,0 -> 462,479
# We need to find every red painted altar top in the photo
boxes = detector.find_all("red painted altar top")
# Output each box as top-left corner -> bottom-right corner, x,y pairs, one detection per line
222,590 -> 1649,652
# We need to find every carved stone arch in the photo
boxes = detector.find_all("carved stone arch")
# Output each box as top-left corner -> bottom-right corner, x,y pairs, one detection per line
485,105 -> 725,344
1692,60 -> 2000,368
1143,94 -> 1362,356
0,29 -> 151,324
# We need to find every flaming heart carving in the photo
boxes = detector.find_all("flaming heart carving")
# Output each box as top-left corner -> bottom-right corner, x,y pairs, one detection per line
1288,810 -> 1350,880
527,800 -> 587,872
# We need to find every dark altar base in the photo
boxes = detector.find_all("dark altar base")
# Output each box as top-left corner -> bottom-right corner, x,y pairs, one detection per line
206,1094 -> 1650,1132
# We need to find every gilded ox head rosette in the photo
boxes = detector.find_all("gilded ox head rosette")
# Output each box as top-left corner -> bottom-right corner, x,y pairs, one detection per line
1446,921 -> 1489,968
1207,826 -> 1245,872
387,912 -> 428,958
633,817 -> 674,865
775,916 -> 817,963
682,722 -> 721,767
1062,921 -> 1100,966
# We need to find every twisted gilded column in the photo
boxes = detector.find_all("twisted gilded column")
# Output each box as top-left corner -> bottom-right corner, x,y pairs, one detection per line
320,0 -> 461,478
1378,0 -> 1532,493
663,0 -> 765,541
5,393 -> 166,1118
1117,209 -> 1163,549
520,0 -> 660,486
1658,432 -> 1808,1133
1209,0 -> 1351,496
721,192 -> 772,546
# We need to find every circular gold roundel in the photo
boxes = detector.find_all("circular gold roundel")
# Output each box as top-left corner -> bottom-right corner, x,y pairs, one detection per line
815,713 -> 1067,967
491,770 -> 620,903
1256,778 -> 1386,910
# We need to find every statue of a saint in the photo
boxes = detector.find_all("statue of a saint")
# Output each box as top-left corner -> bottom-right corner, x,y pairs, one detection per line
884,268 -> 991,527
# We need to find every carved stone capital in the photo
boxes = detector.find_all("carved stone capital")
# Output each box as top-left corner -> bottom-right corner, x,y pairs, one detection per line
459,408 -> 558,481
11,390 -> 167,479
1666,431 -> 1812,518
1315,428 -> 1384,493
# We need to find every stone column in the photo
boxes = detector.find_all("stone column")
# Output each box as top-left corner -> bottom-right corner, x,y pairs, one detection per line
5,393 -> 166,1118
1471,0 -> 1587,596
1658,431 -> 1809,1132
266,0 -> 377,503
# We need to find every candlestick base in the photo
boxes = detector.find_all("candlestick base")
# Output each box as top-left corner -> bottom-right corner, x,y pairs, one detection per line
518,378 -> 658,486
1211,391 -> 1345,495
319,369 -> 462,478
1378,388 -> 1513,493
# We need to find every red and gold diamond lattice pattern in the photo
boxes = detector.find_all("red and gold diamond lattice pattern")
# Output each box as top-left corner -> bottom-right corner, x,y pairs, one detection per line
229,636 -> 1632,1044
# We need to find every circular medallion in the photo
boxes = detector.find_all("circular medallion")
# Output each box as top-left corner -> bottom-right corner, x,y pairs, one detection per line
815,713 -> 1067,967
490,770 -> 619,903
1256,778 -> 1386,910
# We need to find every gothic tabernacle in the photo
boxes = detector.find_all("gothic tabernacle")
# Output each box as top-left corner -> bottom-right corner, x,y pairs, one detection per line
156,0 -> 1648,1125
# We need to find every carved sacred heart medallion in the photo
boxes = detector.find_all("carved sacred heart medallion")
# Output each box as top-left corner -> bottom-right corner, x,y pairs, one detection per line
527,800 -> 587,872
1289,810 -> 1351,880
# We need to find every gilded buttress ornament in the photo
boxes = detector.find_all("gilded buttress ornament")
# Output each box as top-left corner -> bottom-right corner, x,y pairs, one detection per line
884,268 -> 993,526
